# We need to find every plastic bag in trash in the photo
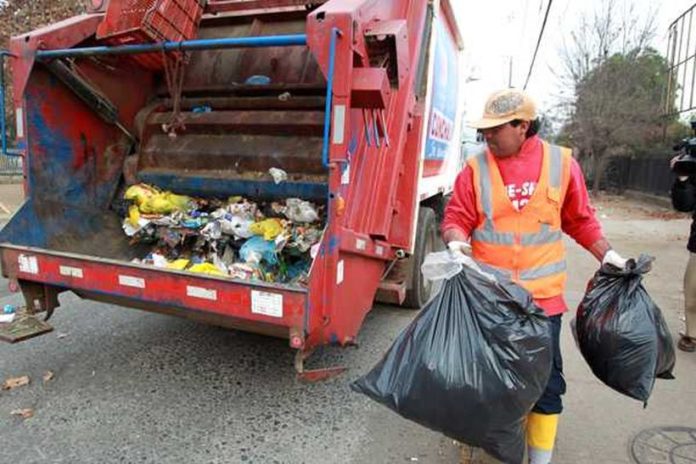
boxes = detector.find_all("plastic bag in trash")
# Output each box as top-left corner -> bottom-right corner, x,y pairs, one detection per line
139,192 -> 192,214
166,259 -> 189,270
229,263 -> 257,280
188,262 -> 226,276
351,259 -> 552,464
249,218 -> 284,240
268,167 -> 288,184
124,184 -> 193,214
284,198 -> 319,223
240,236 -> 279,265
573,254 -> 675,403
124,183 -> 159,206
201,221 -> 223,240
127,205 -> 141,227
245,75 -> 271,85
223,216 -> 254,239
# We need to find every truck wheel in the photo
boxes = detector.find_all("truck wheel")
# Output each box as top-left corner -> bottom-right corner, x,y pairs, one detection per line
402,206 -> 438,309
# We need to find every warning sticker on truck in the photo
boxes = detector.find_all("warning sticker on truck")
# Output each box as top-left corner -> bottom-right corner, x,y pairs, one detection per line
59,266 -> 84,278
18,254 -> 38,275
118,275 -> 145,289
251,290 -> 283,318
187,286 -> 217,301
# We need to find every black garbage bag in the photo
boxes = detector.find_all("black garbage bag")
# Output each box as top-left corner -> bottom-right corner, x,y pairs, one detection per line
351,262 -> 552,464
574,254 -> 675,403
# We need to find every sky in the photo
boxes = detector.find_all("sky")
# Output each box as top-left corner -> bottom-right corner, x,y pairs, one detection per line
451,0 -> 696,123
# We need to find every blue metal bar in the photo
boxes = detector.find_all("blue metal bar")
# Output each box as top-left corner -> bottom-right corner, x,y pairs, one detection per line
36,34 -> 308,60
322,28 -> 340,168
0,52 -> 7,156
363,109 -> 372,147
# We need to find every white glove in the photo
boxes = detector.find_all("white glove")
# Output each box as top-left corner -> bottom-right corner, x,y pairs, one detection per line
447,240 -> 472,256
670,155 -> 680,170
602,249 -> 628,270
671,155 -> 690,181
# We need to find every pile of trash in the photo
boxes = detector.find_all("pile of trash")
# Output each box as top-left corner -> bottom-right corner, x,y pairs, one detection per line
119,183 -> 324,285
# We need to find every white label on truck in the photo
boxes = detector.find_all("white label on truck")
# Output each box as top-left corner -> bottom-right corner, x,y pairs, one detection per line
18,254 -> 38,274
251,290 -> 283,318
59,266 -> 83,278
341,163 -> 350,185
15,107 -> 24,138
332,105 -> 346,144
376,246 -> 384,256
118,275 -> 145,289
187,285 -> 217,301
337,260 -> 344,285
355,239 -> 366,251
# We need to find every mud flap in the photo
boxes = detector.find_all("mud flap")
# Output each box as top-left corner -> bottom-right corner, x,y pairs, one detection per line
0,313 -> 53,343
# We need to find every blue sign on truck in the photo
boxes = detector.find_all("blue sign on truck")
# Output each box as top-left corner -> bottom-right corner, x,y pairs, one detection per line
425,17 -> 459,161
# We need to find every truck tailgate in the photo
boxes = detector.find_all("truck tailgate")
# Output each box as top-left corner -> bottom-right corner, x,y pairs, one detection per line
1,244 -> 308,338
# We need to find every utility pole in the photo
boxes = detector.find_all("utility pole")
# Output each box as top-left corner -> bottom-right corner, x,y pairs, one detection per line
508,56 -> 513,88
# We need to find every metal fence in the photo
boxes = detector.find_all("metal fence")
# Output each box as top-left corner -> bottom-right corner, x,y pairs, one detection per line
602,156 -> 674,197
0,154 -> 21,176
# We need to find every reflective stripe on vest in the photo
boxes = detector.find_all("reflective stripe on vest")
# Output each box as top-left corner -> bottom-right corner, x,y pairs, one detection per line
519,259 -> 567,281
549,144 -> 562,189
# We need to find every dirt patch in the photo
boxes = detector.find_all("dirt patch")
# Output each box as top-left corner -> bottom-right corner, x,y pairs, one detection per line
593,195 -> 690,221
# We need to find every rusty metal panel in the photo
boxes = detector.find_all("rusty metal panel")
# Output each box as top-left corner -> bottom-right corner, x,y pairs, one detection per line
184,19 -> 324,89
148,110 -> 325,136
139,133 -> 324,173
164,95 -> 326,110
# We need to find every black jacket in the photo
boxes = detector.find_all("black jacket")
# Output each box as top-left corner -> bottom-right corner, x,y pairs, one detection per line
672,177 -> 696,252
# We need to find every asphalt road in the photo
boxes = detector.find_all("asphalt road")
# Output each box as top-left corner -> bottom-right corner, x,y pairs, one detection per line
0,290 -> 459,464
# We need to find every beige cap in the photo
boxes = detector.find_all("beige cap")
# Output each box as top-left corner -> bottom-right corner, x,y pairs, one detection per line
469,88 -> 537,129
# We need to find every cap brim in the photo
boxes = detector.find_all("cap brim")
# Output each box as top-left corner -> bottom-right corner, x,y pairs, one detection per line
468,116 -> 516,129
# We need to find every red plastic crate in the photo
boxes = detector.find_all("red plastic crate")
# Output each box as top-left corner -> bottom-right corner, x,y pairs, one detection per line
96,0 -> 205,70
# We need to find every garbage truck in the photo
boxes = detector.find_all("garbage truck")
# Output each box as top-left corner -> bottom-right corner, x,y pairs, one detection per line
0,0 -> 464,378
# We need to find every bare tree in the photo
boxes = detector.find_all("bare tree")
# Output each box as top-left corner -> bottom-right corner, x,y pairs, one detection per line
559,0 -> 656,88
556,0 -> 664,194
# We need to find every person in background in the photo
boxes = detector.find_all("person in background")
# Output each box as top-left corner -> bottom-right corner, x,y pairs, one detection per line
442,88 -> 629,464
670,156 -> 696,353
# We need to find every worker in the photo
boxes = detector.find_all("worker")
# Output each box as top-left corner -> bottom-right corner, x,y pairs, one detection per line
669,156 -> 696,352
442,89 -> 628,464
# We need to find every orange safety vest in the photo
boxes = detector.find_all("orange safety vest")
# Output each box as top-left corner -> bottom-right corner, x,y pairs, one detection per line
468,141 -> 572,299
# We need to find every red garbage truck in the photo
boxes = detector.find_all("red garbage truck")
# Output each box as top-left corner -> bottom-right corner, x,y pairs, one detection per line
0,0 -> 464,378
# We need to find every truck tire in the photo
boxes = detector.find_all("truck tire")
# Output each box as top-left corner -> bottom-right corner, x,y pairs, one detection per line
402,206 -> 438,309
